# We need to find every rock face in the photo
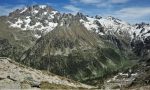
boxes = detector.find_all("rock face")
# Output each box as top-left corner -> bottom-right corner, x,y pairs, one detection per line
0,57 -> 93,89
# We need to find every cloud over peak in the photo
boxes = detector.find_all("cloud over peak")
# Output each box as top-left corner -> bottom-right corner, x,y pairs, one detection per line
115,7 -> 150,18
63,5 -> 81,14
111,0 -> 129,3
71,0 -> 129,6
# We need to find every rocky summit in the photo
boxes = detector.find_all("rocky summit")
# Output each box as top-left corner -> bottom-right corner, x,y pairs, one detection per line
0,4 -> 150,89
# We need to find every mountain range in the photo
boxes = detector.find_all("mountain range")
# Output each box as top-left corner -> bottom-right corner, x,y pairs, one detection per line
0,5 -> 150,89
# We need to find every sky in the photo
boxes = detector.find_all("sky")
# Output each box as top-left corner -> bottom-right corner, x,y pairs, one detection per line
0,0 -> 150,24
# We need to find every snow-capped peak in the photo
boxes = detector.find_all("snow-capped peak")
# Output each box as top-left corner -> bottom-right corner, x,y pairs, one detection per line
132,23 -> 150,41
106,16 -> 116,20
7,5 -> 150,41
20,7 -> 28,13
39,5 -> 47,9
8,5 -> 59,38
80,15 -> 133,36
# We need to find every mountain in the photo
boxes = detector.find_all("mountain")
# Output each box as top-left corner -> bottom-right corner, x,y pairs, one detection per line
0,4 -> 150,89
20,14 -> 125,81
8,5 -> 59,38
131,23 -> 150,56
13,5 -> 135,82
0,5 -> 59,60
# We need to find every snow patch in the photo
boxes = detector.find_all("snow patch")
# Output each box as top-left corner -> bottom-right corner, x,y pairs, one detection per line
51,11 -> 58,15
131,73 -> 138,76
33,10 -> 38,14
20,7 -> 27,13
43,12 -> 47,15
34,34 -> 41,38
9,16 -> 58,36
80,18 -> 99,31
10,18 -> 23,28
119,73 -> 129,76
39,5 -> 47,9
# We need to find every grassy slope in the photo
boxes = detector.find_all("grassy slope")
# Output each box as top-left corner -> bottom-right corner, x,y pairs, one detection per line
0,17 -> 37,60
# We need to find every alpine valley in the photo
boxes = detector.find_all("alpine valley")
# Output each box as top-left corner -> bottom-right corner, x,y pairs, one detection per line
0,5 -> 150,89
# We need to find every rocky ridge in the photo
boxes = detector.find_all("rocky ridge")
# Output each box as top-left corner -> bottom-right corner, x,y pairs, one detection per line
6,5 -> 150,41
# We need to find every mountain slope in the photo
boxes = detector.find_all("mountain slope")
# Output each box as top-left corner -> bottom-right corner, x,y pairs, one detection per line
0,57 -> 94,89
0,5 -> 59,60
0,17 -> 38,60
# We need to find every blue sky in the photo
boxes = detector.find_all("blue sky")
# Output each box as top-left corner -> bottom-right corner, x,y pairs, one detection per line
0,0 -> 150,23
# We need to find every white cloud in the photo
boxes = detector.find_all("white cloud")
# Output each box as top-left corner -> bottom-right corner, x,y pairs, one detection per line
71,0 -> 129,7
115,7 -> 150,18
70,0 -> 149,23
109,7 -> 150,23
77,0 -> 103,4
0,5 -> 25,16
63,5 -> 81,14
111,0 -> 129,4
71,0 -> 103,4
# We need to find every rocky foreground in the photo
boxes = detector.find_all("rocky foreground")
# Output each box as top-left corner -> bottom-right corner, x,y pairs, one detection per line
0,57 -> 94,89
